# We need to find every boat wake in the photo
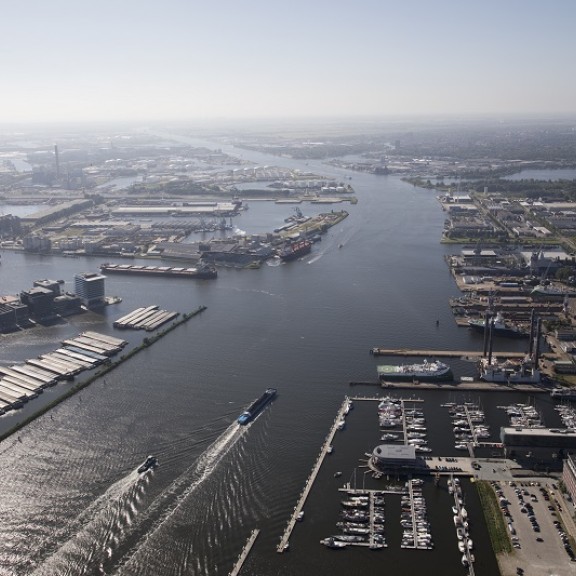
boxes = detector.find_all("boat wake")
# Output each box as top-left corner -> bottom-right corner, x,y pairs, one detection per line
29,423 -> 246,576
307,252 -> 323,264
266,257 -> 282,267
28,472 -> 147,576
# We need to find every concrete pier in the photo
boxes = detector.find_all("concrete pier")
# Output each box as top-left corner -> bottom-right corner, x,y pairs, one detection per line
277,397 -> 352,553
370,348 -> 526,358
228,529 -> 259,576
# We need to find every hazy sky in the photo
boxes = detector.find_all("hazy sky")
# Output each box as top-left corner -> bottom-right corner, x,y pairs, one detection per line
2,0 -> 575,123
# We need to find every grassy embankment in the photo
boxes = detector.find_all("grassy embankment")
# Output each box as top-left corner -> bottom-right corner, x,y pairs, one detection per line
0,305 -> 207,443
476,480 -> 513,554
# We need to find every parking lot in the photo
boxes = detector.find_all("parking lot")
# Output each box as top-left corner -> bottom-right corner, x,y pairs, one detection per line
494,480 -> 576,576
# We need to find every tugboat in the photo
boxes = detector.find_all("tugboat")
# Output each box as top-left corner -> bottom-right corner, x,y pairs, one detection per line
137,455 -> 158,473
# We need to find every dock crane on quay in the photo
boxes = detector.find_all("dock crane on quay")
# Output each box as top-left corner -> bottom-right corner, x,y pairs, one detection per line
477,309 -> 542,384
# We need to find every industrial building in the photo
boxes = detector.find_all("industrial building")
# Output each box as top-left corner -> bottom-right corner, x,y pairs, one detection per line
501,427 -> 576,471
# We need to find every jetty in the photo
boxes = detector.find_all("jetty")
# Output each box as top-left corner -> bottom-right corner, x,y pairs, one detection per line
370,348 -> 526,359
277,397 -> 352,553
228,529 -> 260,576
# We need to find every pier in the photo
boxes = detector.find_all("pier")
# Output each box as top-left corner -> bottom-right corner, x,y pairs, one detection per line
370,348 -> 526,358
277,397 -> 352,553
228,529 -> 260,576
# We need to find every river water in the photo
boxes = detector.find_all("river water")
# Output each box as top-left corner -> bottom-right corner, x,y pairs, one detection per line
0,140 -> 559,576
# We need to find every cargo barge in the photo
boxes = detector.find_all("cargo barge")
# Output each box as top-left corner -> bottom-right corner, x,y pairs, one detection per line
100,263 -> 217,279
238,388 -> 277,425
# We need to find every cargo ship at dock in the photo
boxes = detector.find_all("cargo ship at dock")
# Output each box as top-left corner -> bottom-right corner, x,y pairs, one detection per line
467,312 -> 528,338
277,239 -> 312,262
237,388 -> 277,425
100,263 -> 217,279
377,360 -> 453,382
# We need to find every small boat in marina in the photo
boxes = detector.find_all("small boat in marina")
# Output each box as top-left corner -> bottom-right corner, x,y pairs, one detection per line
320,537 -> 347,549
331,534 -> 367,543
296,510 -> 305,521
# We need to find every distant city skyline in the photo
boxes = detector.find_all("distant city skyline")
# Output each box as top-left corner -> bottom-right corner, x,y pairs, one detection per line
2,0 -> 576,123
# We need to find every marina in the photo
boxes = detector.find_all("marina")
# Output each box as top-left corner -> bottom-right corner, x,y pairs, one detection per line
450,476 -> 476,574
328,489 -> 387,549
399,479 -> 433,550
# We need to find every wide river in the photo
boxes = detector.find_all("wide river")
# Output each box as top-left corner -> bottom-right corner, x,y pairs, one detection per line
0,140 -> 559,576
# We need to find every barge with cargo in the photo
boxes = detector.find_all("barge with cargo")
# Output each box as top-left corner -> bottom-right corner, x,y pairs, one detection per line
238,388 -> 277,425
100,263 -> 217,279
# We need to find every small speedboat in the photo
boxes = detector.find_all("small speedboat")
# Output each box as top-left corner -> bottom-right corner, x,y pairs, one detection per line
296,510 -> 305,522
137,455 -> 158,474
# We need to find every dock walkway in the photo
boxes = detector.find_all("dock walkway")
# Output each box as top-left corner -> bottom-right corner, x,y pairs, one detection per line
277,398 -> 351,553
229,529 -> 259,576
370,348 -> 526,358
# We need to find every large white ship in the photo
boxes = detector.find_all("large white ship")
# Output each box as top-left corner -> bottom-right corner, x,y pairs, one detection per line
377,360 -> 452,382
